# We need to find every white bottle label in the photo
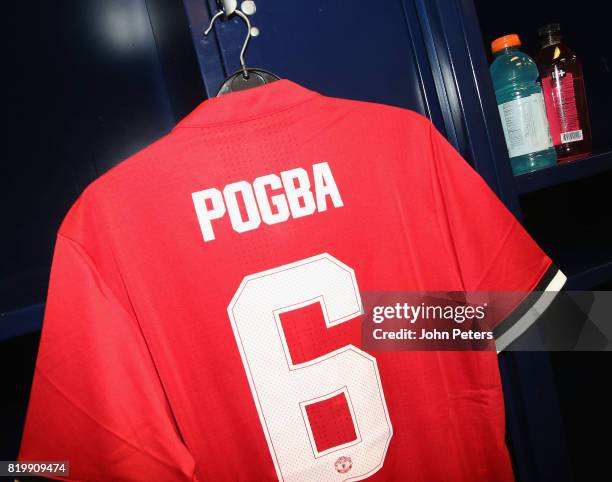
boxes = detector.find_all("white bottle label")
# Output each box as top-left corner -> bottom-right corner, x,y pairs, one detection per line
498,92 -> 553,158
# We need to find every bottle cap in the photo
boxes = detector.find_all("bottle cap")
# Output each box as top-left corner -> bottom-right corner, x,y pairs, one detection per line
538,23 -> 561,38
491,34 -> 521,54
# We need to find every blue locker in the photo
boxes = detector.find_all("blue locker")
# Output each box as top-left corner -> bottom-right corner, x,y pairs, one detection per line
180,1 -> 572,481
8,0 -> 607,479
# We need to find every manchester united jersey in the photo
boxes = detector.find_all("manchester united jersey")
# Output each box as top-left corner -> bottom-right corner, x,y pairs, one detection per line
19,80 -> 565,481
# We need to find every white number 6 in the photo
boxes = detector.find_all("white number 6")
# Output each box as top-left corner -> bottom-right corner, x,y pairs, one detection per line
228,253 -> 392,481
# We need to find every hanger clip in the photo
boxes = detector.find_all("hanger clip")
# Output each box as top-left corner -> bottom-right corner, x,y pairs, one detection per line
216,0 -> 237,18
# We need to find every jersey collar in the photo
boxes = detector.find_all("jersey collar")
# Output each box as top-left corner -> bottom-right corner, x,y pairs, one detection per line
174,79 -> 320,128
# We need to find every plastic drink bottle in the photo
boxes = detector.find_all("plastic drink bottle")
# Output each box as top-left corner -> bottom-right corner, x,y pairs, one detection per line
537,23 -> 592,162
490,34 -> 557,175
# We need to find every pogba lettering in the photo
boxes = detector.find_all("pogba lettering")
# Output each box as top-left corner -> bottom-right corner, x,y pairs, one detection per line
191,162 -> 343,242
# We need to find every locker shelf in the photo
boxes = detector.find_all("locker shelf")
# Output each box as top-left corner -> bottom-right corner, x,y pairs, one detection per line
520,167 -> 612,289
548,239 -> 612,289
514,149 -> 612,194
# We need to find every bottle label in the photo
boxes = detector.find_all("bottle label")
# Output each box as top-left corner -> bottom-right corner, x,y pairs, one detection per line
498,92 -> 554,158
542,72 -> 582,145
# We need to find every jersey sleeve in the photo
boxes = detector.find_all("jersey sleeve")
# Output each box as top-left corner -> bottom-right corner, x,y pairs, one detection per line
18,199 -> 197,480
428,122 -> 566,351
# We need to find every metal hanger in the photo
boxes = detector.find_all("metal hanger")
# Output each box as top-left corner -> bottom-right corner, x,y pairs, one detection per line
204,0 -> 280,96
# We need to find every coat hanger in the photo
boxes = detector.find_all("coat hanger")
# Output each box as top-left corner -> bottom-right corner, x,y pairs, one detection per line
204,0 -> 280,96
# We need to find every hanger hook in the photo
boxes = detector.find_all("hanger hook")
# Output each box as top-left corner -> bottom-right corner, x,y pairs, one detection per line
204,9 -> 252,80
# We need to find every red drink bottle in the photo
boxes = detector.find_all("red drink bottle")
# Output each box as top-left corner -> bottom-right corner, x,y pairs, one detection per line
537,23 -> 592,162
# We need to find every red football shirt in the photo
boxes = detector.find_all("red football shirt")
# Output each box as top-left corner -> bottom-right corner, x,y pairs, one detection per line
19,80 -> 565,481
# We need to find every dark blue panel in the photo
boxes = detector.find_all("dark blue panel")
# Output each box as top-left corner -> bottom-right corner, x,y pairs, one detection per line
0,305 -> 44,342
566,263 -> 612,290
414,0 -> 521,215
2,0 -> 202,315
183,0 -> 445,127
